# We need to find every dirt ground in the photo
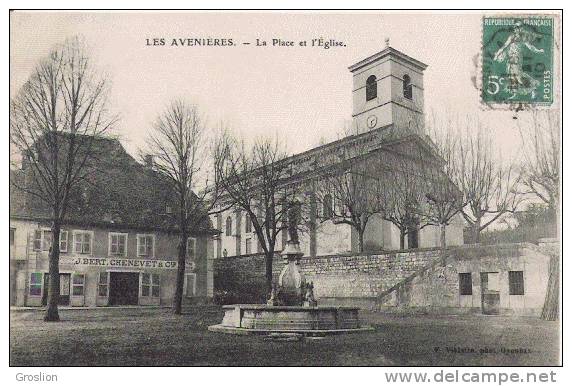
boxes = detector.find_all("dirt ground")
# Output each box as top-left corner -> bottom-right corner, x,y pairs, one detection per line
9,306 -> 561,366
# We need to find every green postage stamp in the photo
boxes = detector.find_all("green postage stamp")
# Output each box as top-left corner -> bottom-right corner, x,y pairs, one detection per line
482,16 -> 554,105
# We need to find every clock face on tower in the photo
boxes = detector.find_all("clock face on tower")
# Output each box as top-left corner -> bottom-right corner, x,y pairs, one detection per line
367,115 -> 377,129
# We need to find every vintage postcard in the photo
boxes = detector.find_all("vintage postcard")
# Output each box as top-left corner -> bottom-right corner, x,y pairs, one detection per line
7,8 -> 562,379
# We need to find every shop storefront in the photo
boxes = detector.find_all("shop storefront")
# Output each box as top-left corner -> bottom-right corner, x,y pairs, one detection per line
10,219 -> 213,308
23,257 -> 201,307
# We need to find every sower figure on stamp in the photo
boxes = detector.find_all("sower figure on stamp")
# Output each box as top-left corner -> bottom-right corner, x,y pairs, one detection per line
493,21 -> 545,98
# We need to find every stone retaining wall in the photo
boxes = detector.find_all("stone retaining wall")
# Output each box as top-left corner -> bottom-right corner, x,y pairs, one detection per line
213,248 -> 443,304
213,243 -> 553,316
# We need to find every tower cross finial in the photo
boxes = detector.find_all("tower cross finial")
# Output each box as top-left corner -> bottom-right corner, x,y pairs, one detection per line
385,37 -> 390,48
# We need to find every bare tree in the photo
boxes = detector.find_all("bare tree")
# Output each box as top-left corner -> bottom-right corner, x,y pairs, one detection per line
313,126 -> 390,253
422,149 -> 465,249
517,110 -> 560,321
455,124 -> 523,243
421,119 -> 465,248
315,157 -> 385,253
145,100 -> 225,315
214,134 -> 296,295
381,145 -> 430,250
10,36 -> 117,321
518,110 -> 560,211
426,115 -> 523,244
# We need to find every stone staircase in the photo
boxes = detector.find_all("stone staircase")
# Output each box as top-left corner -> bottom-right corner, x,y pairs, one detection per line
375,251 -> 447,306
300,248 -> 446,302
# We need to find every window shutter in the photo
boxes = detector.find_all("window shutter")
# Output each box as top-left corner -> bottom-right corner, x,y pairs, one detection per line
33,230 -> 42,251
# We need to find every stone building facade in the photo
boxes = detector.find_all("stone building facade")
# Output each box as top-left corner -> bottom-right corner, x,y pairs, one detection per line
210,45 -> 464,260
10,137 -> 214,307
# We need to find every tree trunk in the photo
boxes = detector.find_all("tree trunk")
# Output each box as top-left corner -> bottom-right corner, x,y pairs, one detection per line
265,251 -> 273,297
473,217 -> 482,244
439,223 -> 447,267
358,230 -> 364,253
440,223 -> 447,249
399,229 -> 406,250
44,223 -> 61,322
173,232 -> 188,315
541,254 -> 559,321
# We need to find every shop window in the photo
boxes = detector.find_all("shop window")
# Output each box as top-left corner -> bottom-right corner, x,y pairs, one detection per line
403,74 -> 413,100
152,274 -> 160,297
72,274 -> 85,296
366,75 -> 377,101
109,233 -> 127,256
245,238 -> 252,255
509,271 -> 525,295
60,275 -> 70,296
459,273 -> 473,295
59,231 -> 68,253
184,273 -> 196,297
137,234 -> 155,257
186,237 -> 196,260
141,273 -> 160,298
98,272 -> 109,297
74,231 -> 92,254
29,272 -> 43,296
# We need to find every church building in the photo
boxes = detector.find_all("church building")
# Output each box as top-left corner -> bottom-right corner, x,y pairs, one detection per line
210,45 -> 465,260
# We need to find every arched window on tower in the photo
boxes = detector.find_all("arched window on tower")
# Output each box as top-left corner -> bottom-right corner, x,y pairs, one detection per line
225,216 -> 232,236
366,75 -> 377,101
403,74 -> 413,100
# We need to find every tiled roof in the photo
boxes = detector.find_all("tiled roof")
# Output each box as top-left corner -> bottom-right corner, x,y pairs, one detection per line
10,135 -> 214,235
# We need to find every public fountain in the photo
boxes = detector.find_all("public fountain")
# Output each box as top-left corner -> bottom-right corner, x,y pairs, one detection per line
208,208 -> 372,336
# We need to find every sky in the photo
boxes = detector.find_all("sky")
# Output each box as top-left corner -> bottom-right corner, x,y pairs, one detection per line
9,11 -> 561,161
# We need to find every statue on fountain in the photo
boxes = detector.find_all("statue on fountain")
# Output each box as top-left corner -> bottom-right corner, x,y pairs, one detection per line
303,281 -> 317,307
265,201 -> 317,307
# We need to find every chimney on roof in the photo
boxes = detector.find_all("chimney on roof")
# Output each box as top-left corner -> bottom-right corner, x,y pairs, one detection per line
144,154 -> 154,169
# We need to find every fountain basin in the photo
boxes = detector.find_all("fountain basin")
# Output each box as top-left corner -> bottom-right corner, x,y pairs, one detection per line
208,304 -> 374,336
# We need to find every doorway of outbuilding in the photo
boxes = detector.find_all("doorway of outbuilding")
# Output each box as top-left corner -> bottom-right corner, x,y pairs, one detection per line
481,272 -> 500,315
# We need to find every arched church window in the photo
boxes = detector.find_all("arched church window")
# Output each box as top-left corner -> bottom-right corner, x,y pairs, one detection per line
323,194 -> 333,218
366,75 -> 377,101
225,216 -> 232,236
403,74 -> 413,100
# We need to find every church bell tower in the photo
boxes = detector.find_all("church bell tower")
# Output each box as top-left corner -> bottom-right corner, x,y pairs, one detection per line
348,40 -> 428,135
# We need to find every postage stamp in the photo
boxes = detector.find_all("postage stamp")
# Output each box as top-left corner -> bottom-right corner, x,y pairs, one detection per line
481,16 -> 554,105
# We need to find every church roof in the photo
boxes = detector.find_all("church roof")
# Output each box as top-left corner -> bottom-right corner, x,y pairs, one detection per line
277,125 -> 444,185
348,46 -> 429,73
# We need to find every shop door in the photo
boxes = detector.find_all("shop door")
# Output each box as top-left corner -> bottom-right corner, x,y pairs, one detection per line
481,272 -> 500,315
109,272 -> 139,306
41,273 -> 71,306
